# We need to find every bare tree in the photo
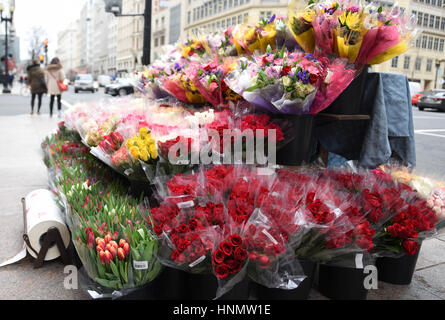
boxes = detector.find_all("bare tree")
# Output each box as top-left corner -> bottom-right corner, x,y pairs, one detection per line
26,26 -> 48,61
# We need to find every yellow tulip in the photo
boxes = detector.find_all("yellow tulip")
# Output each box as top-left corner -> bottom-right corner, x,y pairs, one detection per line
149,144 -> 158,159
129,146 -> 140,159
139,148 -> 149,162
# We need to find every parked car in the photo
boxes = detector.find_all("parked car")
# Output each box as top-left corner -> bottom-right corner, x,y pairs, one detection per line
105,78 -> 135,96
74,74 -> 96,93
98,75 -> 112,87
418,91 -> 445,111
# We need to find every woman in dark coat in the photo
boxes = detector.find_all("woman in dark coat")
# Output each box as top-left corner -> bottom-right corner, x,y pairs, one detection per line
27,60 -> 47,115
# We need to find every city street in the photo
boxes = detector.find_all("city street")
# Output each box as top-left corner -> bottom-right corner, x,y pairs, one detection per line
0,91 -> 445,300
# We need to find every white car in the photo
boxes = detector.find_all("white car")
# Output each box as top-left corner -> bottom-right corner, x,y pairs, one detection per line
74,74 -> 96,93
98,75 -> 112,87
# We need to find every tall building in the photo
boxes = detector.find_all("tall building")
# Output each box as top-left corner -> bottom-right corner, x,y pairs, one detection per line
78,0 -> 95,73
184,0 -> 288,35
116,0 -> 145,76
56,20 -> 80,81
91,1 -> 118,77
371,0 -> 445,90
150,0 -> 289,62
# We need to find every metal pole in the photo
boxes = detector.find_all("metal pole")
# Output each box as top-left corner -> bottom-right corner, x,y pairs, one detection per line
435,62 -> 439,89
141,0 -> 151,66
3,16 -> 10,93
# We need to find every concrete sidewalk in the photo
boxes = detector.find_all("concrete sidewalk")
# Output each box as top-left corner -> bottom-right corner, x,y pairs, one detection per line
0,114 -> 444,300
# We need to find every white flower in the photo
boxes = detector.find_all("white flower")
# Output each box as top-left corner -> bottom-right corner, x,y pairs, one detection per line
282,76 -> 292,87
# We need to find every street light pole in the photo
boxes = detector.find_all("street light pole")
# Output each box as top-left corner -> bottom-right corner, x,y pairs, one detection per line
0,2 -> 14,94
434,59 -> 445,89
141,0 -> 152,66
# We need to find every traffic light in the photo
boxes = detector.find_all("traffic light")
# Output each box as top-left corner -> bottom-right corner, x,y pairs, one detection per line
43,39 -> 48,48
104,0 -> 122,16
39,55 -> 44,63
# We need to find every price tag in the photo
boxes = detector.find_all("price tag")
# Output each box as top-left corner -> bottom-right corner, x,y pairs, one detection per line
355,253 -> 364,269
189,255 -> 206,268
133,260 -> 149,270
177,201 -> 195,209
262,229 -> 278,245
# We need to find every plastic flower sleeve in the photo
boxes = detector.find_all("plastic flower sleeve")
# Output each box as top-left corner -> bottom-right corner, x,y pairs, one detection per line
211,231 -> 249,299
244,208 -> 306,290
309,57 -> 357,114
287,0 -> 316,53
275,16 -> 301,52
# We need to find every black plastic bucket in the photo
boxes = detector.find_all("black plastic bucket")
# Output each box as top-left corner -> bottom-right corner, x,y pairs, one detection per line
318,264 -> 368,300
129,179 -> 152,198
323,67 -> 369,115
376,244 -> 422,285
274,115 -> 315,166
252,259 -> 317,300
151,267 -> 188,300
187,273 -> 250,300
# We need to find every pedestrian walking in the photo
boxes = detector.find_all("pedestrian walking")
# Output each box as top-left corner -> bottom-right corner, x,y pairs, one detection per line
27,60 -> 47,115
45,57 -> 66,118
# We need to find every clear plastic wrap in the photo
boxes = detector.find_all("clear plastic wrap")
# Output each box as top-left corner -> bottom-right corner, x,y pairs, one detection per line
244,208 -> 306,290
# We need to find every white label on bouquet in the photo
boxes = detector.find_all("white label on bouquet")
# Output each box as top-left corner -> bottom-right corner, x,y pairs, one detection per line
177,201 -> 195,209
355,253 -> 364,269
262,229 -> 279,245
124,169 -> 134,176
133,260 -> 149,270
189,255 -> 206,268
334,208 -> 343,218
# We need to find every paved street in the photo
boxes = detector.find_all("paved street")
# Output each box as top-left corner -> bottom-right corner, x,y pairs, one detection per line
0,91 -> 444,300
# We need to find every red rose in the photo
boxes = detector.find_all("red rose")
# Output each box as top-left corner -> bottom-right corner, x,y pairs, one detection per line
221,241 -> 234,256
282,66 -> 292,76
229,234 -> 243,247
213,249 -> 226,264
215,264 -> 230,279
258,255 -> 271,269
234,246 -> 247,261
309,73 -> 318,84
402,240 -> 419,256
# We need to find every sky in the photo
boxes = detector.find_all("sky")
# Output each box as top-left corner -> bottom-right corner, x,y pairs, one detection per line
10,0 -> 86,61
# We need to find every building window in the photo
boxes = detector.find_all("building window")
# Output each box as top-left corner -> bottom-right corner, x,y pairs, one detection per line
232,17 -> 236,25
188,11 -> 191,24
429,15 -> 435,28
428,36 -> 433,49
243,13 -> 249,23
403,56 -> 410,69
432,0 -> 436,4
434,37 -> 439,50
442,18 -> 445,30
424,14 -> 429,27
417,12 -> 423,26
426,59 -> 433,72
154,38 -> 159,47
238,15 -> 242,24
436,16 -> 441,29
229,0 -> 233,8
426,0 -> 430,4
415,57 -> 422,71
391,56 -> 398,68
416,37 -> 421,48
161,36 -> 165,46
422,35 -> 427,48
440,39 -> 444,51
438,0 -> 443,6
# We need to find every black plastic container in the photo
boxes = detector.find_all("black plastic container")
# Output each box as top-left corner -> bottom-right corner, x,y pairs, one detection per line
318,264 -> 368,300
117,283 -> 157,300
151,267 -> 188,300
323,67 -> 369,115
274,115 -> 315,166
252,259 -> 317,300
376,245 -> 422,285
129,179 -> 152,198
187,273 -> 250,300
